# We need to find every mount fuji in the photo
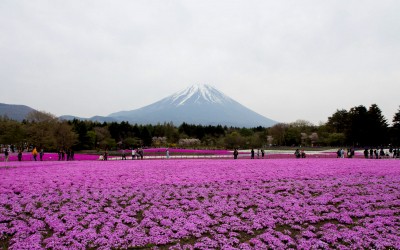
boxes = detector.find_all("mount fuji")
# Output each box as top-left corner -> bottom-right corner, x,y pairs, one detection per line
108,84 -> 277,127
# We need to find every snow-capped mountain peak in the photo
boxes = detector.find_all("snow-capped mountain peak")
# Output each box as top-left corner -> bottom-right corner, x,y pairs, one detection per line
108,83 -> 278,127
167,84 -> 232,106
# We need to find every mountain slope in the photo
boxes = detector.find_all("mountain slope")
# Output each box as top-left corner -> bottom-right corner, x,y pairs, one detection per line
109,84 -> 277,127
0,103 -> 36,121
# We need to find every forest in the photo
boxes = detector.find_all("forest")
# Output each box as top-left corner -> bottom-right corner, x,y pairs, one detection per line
0,104 -> 399,151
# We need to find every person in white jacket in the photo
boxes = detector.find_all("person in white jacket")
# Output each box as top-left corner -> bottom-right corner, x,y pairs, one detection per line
132,148 -> 136,160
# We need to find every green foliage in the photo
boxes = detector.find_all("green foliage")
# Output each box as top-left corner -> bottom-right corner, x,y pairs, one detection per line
140,126 -> 152,146
122,137 -> 141,148
0,118 -> 25,147
325,104 -> 390,147
268,123 -> 287,146
224,131 -> 240,148
390,106 -> 400,146
0,104 -> 398,150
324,133 -> 346,146
53,122 -> 78,150
86,130 -> 97,148
367,104 -> 388,146
326,109 -> 349,133
71,119 -> 91,149
239,128 -> 253,137
284,128 -> 300,146
393,106 -> 400,127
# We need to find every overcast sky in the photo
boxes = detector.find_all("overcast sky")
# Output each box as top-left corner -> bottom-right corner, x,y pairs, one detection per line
1,0 -> 399,125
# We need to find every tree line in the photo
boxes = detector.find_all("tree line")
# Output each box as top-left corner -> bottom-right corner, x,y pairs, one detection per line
0,104 -> 399,151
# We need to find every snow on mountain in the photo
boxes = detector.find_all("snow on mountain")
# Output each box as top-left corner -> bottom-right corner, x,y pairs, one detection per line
108,84 -> 278,127
168,84 -> 232,106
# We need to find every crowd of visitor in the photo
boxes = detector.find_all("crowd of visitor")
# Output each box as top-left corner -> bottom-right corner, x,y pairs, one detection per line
56,148 -> 74,161
2,144 -> 400,162
294,149 -> 307,158
233,148 -> 265,159
335,147 -> 400,159
0,144 -> 76,162
99,148 -> 144,161
363,147 -> 400,159
336,148 -> 355,158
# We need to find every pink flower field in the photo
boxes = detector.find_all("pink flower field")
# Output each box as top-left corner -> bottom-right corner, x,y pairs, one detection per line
0,159 -> 399,249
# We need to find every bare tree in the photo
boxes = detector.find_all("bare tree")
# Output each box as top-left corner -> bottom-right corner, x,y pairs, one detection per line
309,132 -> 319,147
301,133 -> 308,146
267,135 -> 274,146
179,138 -> 201,147
25,111 -> 57,123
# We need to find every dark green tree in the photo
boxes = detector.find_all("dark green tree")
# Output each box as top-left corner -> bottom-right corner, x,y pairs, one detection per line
195,125 -> 206,140
70,119 -> 91,150
393,106 -> 400,126
346,105 -> 369,146
268,123 -> 287,146
239,128 -> 254,137
367,104 -> 388,146
93,126 -> 114,149
0,117 -> 25,146
53,122 -> 78,150
326,109 -> 349,133
390,106 -> 400,146
24,111 -> 58,149
140,126 -> 152,146
224,131 -> 244,149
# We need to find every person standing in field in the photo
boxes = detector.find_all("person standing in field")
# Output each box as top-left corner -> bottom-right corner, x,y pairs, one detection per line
295,149 -> 301,158
379,148 -> 385,159
18,149 -> 22,161
66,149 -> 71,161
121,149 -> 126,160
374,149 -> 378,159
251,149 -> 255,159
4,147 -> 9,163
261,149 -> 265,158
39,148 -> 44,161
32,147 -> 38,161
233,148 -> 238,159
104,150 -> 108,161
364,148 -> 369,159
166,148 -> 170,159
139,148 -> 144,160
301,149 -> 306,158
348,148 -> 354,158
132,148 -> 136,160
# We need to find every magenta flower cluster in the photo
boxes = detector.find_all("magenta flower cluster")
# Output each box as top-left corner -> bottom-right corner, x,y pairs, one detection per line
144,148 -> 230,155
0,159 -> 399,249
